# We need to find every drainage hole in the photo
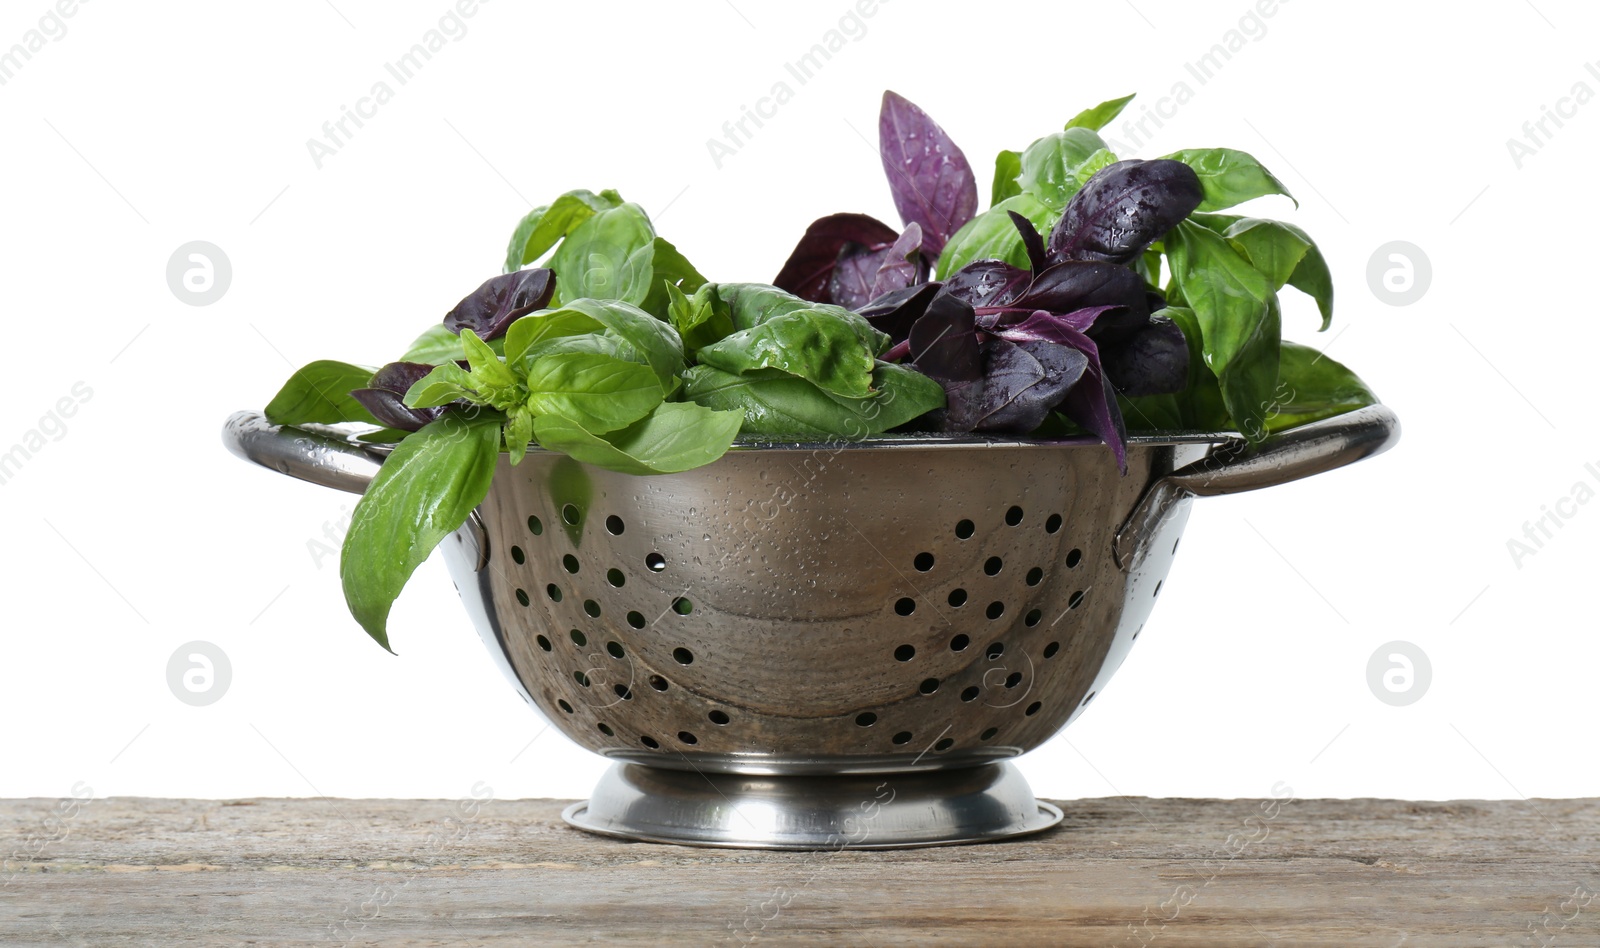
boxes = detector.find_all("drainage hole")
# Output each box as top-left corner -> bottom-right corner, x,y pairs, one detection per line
891,731 -> 913,745
1005,505 -> 1024,526
627,611 -> 646,629
914,552 -> 935,571
948,588 -> 968,608
894,597 -> 916,616
955,519 -> 975,540
709,710 -> 730,725
605,515 -> 625,535
893,644 -> 916,662
919,677 -> 940,695
673,647 -> 695,665
855,712 -> 877,727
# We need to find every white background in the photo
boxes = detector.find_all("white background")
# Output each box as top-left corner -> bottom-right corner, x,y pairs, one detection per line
1,0 -> 1594,807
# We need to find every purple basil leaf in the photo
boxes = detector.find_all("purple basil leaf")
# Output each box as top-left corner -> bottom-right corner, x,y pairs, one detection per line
870,223 -> 925,298
1006,211 -> 1049,273
442,269 -> 555,341
1100,314 -> 1189,397
939,338 -> 1086,434
977,340 -> 1089,432
1046,159 -> 1203,266
827,247 -> 883,311
985,306 -> 1125,337
773,212 -> 899,303
910,291 -> 981,383
860,282 -> 941,342
1009,261 -> 1150,342
879,90 -> 978,257
995,320 -> 1127,471
941,260 -> 1031,309
351,361 -> 446,431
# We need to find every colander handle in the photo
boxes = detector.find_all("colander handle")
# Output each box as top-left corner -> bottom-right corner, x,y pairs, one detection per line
222,410 -> 491,570
1113,404 -> 1401,569
223,410 -> 387,495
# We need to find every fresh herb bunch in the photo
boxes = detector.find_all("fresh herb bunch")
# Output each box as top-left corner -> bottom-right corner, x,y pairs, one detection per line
259,89 -> 1375,649
772,91 -> 1375,470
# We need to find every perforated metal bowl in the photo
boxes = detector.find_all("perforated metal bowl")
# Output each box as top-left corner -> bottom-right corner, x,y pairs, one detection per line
225,405 -> 1398,848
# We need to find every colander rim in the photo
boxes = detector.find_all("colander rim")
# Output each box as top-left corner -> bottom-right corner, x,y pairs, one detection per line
312,422 -> 1243,457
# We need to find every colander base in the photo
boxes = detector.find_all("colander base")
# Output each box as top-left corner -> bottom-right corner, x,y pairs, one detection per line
562,761 -> 1063,850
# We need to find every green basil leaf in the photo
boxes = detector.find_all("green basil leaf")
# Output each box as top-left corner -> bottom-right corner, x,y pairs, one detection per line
1158,305 -> 1228,430
532,402 -> 743,476
1162,148 -> 1296,212
1191,215 -> 1333,331
935,193 -> 1057,279
404,362 -> 476,409
265,360 -> 380,426
550,298 -> 686,390
1065,93 -> 1136,132
1118,393 -> 1185,430
1166,221 -> 1279,440
399,324 -> 464,365
695,309 -> 887,399
637,237 -> 708,321
683,361 -> 943,437
1219,218 -> 1312,291
503,309 -> 604,365
1265,341 -> 1378,433
503,405 -> 534,464
340,411 -> 501,651
1072,148 -> 1120,189
1017,127 -> 1112,209
1281,223 -> 1334,332
503,188 -> 622,274
551,202 -> 656,305
398,324 -> 505,365
991,149 -> 1023,206
714,283 -> 816,331
667,282 -> 736,355
523,352 -> 664,435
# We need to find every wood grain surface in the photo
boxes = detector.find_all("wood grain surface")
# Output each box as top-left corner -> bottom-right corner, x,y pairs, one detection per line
2,796 -> 1596,946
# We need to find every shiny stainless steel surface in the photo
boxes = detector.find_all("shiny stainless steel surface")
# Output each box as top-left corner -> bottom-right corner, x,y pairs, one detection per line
563,761 -> 1063,849
223,404 -> 1398,847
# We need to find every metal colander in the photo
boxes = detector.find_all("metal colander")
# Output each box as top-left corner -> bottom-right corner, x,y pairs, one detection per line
225,404 -> 1398,848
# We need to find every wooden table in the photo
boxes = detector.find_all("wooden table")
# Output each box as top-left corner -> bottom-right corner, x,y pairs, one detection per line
2,796 -> 1595,945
